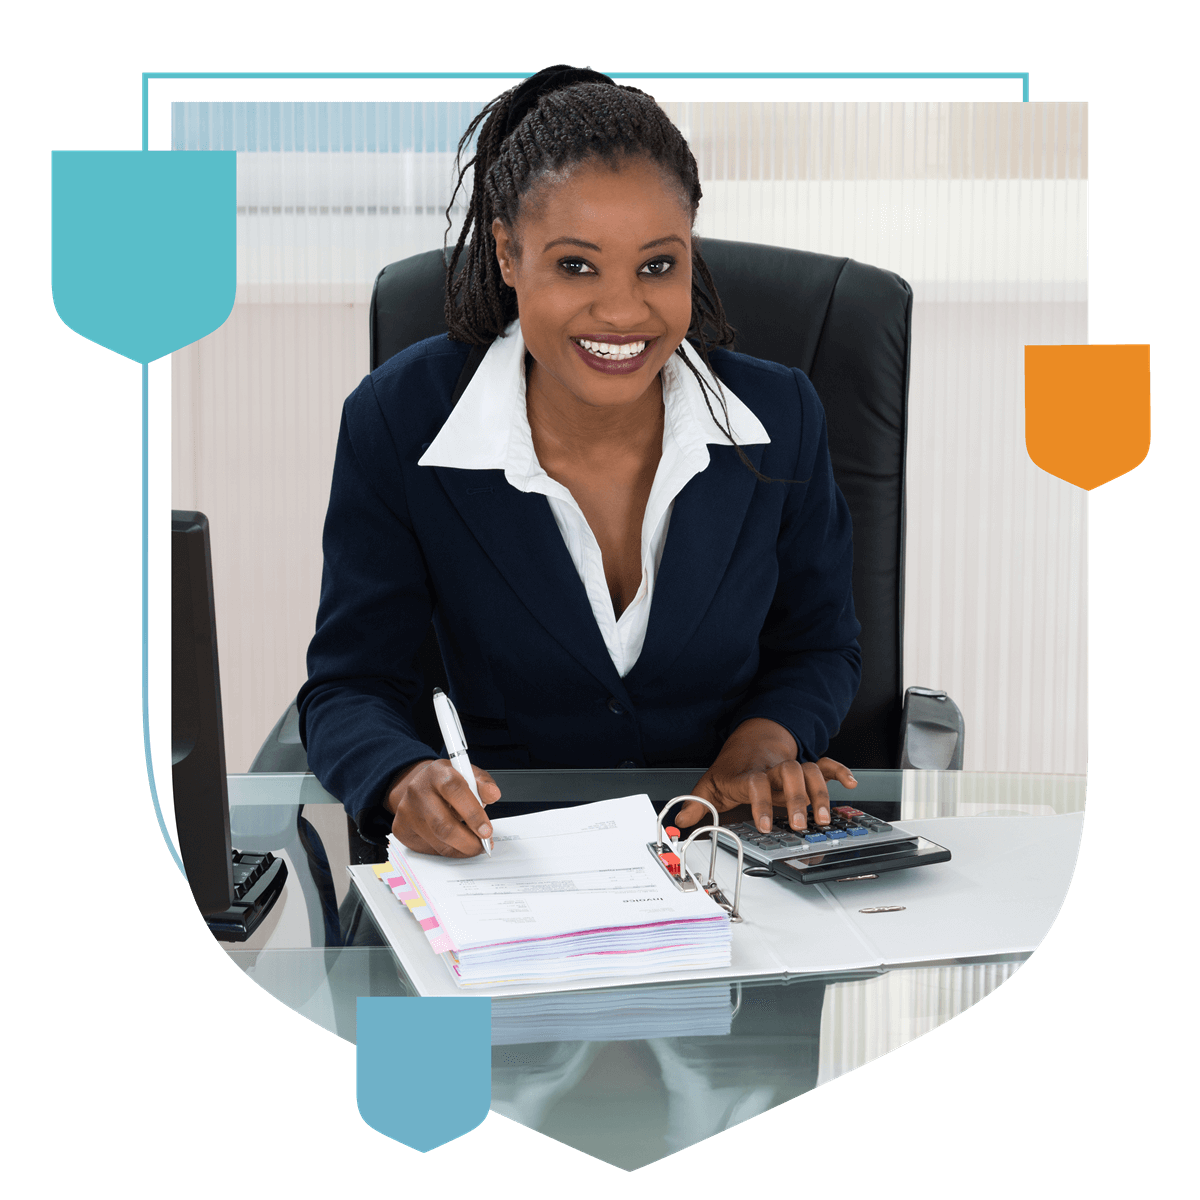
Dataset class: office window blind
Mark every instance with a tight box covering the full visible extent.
[172,101,1086,776]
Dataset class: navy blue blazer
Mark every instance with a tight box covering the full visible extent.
[298,334,862,835]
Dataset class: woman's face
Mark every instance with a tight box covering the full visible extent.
[492,155,694,410]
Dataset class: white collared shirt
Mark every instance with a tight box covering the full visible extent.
[418,321,770,677]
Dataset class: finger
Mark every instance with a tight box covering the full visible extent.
[424,806,489,854]
[437,764,494,834]
[677,799,724,828]
[424,763,494,859]
[676,776,718,828]
[745,771,774,834]
[818,757,858,789]
[803,761,832,825]
[415,801,476,856]
[473,765,502,804]
[772,759,810,831]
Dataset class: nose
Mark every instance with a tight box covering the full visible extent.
[589,271,652,329]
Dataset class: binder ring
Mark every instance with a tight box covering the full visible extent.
[657,792,739,921]
[659,795,720,839]
[679,824,744,923]
[660,795,722,881]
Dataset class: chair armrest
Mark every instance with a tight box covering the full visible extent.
[248,700,310,773]
[899,686,964,770]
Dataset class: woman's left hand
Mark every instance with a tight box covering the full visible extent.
[675,717,857,834]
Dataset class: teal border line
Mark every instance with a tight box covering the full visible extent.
[143,72,1031,78]
[143,362,183,873]
[137,67,1028,866]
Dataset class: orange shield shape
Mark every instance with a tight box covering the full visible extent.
[1025,345,1150,490]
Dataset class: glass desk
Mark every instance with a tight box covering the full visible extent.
[224,769,1083,1169]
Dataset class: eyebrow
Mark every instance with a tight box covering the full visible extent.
[542,234,689,253]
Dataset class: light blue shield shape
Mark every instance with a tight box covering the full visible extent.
[356,996,492,1152]
[51,150,236,363]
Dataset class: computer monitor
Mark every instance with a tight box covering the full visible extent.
[172,510,285,939]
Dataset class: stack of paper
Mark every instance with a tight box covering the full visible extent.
[379,794,731,989]
[490,982,735,1045]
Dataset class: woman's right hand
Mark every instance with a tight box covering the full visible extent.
[383,759,501,857]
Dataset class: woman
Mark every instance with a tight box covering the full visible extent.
[298,66,862,858]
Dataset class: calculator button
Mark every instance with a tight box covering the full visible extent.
[804,833,828,843]
[825,830,849,840]
[848,827,868,836]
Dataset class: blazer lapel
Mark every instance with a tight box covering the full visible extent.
[432,466,627,697]
[626,443,766,688]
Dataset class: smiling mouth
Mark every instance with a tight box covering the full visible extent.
[572,337,652,362]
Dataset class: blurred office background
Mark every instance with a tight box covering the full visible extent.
[171,100,1087,777]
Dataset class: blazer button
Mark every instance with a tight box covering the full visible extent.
[618,760,637,769]
[607,697,625,715]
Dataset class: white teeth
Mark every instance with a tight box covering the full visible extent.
[577,338,647,360]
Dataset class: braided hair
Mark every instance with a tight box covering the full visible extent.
[444,65,761,471]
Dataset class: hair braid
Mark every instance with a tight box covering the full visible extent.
[445,69,769,478]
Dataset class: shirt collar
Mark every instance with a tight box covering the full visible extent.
[418,321,769,477]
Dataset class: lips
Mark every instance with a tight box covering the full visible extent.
[575,337,647,360]
[570,335,658,375]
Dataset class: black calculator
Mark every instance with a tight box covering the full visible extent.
[717,805,951,885]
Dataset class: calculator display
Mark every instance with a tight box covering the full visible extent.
[774,836,951,884]
[784,838,919,868]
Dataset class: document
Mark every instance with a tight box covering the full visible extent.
[385,794,731,988]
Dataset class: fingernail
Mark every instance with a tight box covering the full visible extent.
[480,824,492,838]
[758,818,771,833]
[791,815,803,830]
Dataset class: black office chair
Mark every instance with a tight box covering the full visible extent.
[252,237,963,778]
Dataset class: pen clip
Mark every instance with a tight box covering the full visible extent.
[432,686,468,749]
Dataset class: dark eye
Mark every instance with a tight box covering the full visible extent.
[559,257,596,275]
[640,256,676,277]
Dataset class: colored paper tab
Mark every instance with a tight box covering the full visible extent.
[356,997,491,1152]
[1025,344,1150,490]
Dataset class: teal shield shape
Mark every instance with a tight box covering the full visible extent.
[51,151,236,363]
[356,997,492,1152]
